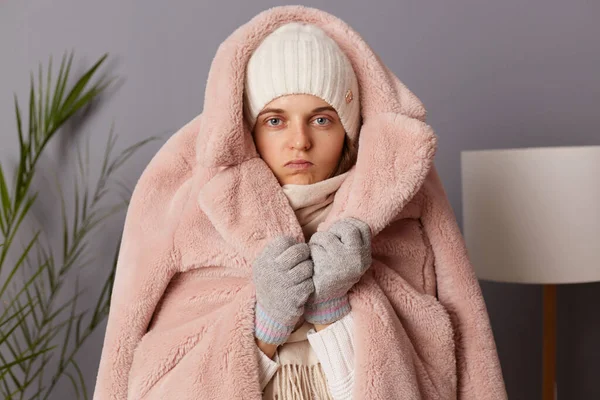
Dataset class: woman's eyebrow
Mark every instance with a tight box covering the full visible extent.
[312,106,336,113]
[257,108,285,117]
[257,106,336,118]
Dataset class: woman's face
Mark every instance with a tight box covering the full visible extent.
[251,94,346,186]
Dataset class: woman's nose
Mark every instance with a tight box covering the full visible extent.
[289,124,311,150]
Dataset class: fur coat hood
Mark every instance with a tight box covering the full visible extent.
[93,5,507,399]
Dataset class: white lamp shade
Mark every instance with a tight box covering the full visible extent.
[461,146,600,284]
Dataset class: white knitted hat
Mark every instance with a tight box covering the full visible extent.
[244,22,361,141]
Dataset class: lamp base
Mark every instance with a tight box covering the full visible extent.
[542,284,557,400]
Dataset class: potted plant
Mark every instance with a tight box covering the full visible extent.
[0,51,156,399]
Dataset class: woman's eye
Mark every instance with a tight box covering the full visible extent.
[266,117,282,126]
[314,117,331,126]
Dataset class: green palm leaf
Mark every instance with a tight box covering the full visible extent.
[0,51,158,399]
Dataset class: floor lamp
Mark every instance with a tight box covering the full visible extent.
[461,145,600,400]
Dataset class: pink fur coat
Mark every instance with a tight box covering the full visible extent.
[93,5,507,400]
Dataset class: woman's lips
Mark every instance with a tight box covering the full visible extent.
[285,161,313,170]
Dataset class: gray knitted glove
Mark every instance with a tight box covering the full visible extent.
[253,236,315,345]
[305,217,372,325]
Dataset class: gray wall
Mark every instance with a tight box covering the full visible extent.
[1,1,598,399]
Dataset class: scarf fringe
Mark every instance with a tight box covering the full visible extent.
[270,363,333,400]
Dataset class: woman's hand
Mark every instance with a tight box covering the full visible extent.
[253,236,315,346]
[304,217,372,325]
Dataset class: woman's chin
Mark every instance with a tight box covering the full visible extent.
[280,173,321,186]
[283,178,312,186]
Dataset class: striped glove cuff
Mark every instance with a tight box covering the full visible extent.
[254,302,296,345]
[304,294,351,325]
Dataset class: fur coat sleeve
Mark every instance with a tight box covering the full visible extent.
[93,5,507,400]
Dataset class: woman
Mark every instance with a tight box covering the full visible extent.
[245,22,367,399]
[93,5,507,400]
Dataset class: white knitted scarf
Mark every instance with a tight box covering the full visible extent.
[281,171,350,242]
[262,171,350,400]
